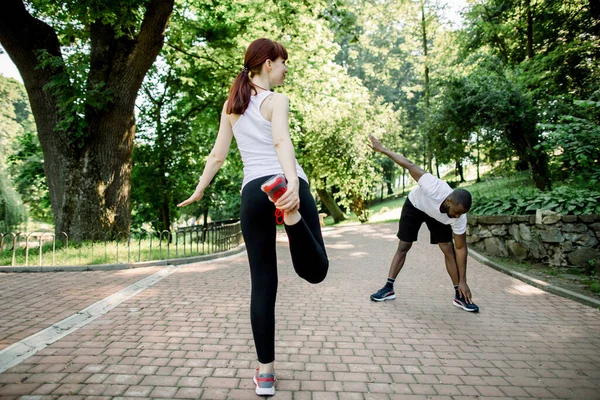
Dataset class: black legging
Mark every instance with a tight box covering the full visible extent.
[240,177,329,363]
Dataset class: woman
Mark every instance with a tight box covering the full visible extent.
[178,38,329,396]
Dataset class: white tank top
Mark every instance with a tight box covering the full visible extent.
[232,90,308,189]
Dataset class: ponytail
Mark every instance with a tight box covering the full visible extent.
[226,38,288,115]
[226,68,253,115]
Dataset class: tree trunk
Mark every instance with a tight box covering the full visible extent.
[0,0,174,240]
[507,121,551,190]
[386,181,393,196]
[316,188,346,223]
[591,0,600,35]
[476,132,481,182]
[402,169,406,194]
[456,161,465,182]
[420,0,433,173]
[525,0,534,59]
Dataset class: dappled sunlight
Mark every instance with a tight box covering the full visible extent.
[506,282,546,296]
[327,243,355,250]
[369,207,402,223]
[349,252,369,257]
[114,266,162,277]
[175,263,230,275]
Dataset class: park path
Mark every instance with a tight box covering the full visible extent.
[0,222,599,399]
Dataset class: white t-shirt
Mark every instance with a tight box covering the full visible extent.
[232,91,308,189]
[407,173,467,235]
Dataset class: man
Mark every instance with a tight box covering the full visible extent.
[368,135,479,312]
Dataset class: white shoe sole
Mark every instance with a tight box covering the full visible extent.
[453,299,479,312]
[254,375,275,396]
[371,294,396,302]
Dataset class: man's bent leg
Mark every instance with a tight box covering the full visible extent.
[389,240,413,279]
[371,241,413,301]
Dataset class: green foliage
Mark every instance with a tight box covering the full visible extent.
[463,0,598,99]
[0,76,51,223]
[0,173,27,232]
[537,100,600,184]
[470,186,600,216]
[131,0,249,230]
[590,280,600,295]
[30,0,148,40]
[136,0,396,226]
[8,131,52,222]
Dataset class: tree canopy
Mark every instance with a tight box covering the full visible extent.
[1,0,598,233]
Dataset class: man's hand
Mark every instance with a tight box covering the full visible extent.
[368,135,386,153]
[457,281,473,304]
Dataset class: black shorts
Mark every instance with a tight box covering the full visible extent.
[397,198,453,244]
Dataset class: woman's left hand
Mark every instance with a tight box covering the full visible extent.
[274,180,300,213]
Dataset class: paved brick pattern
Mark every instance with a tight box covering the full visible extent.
[0,267,162,350]
[1,222,599,399]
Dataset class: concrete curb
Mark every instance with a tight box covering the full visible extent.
[0,244,246,273]
[469,249,600,309]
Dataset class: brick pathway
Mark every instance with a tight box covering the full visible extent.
[0,222,599,399]
[0,267,163,350]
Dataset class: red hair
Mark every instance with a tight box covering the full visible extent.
[226,38,288,115]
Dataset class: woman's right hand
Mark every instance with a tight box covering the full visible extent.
[177,185,204,207]
[274,179,300,213]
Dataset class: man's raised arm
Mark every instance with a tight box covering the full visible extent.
[368,135,427,182]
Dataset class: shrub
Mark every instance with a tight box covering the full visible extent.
[470,186,600,215]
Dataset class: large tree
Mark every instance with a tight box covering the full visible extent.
[0,0,174,239]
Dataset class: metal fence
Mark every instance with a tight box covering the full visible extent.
[0,219,243,267]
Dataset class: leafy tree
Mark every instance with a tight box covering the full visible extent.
[463,0,599,104]
[432,57,551,190]
[0,0,174,240]
[151,0,395,224]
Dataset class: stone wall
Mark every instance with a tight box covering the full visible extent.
[467,210,600,271]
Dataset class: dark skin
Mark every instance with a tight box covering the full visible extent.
[368,135,474,303]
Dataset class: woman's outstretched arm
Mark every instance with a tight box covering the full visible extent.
[178,102,233,207]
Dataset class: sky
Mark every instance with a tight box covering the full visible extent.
[0,49,23,83]
[0,0,468,84]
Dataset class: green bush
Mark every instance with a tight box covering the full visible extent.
[0,173,27,232]
[471,186,600,215]
[538,99,600,184]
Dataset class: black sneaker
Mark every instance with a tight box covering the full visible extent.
[370,286,396,302]
[453,294,479,312]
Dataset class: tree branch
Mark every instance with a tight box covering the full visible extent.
[0,0,65,86]
[166,43,233,71]
[124,0,175,97]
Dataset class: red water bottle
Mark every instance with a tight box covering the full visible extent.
[261,174,287,224]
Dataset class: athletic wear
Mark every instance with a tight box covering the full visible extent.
[370,286,396,302]
[254,369,276,396]
[397,198,453,244]
[241,177,328,364]
[233,90,328,365]
[232,91,308,189]
[453,292,480,312]
[386,277,395,288]
[407,173,467,235]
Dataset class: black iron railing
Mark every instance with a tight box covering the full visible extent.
[0,219,242,267]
